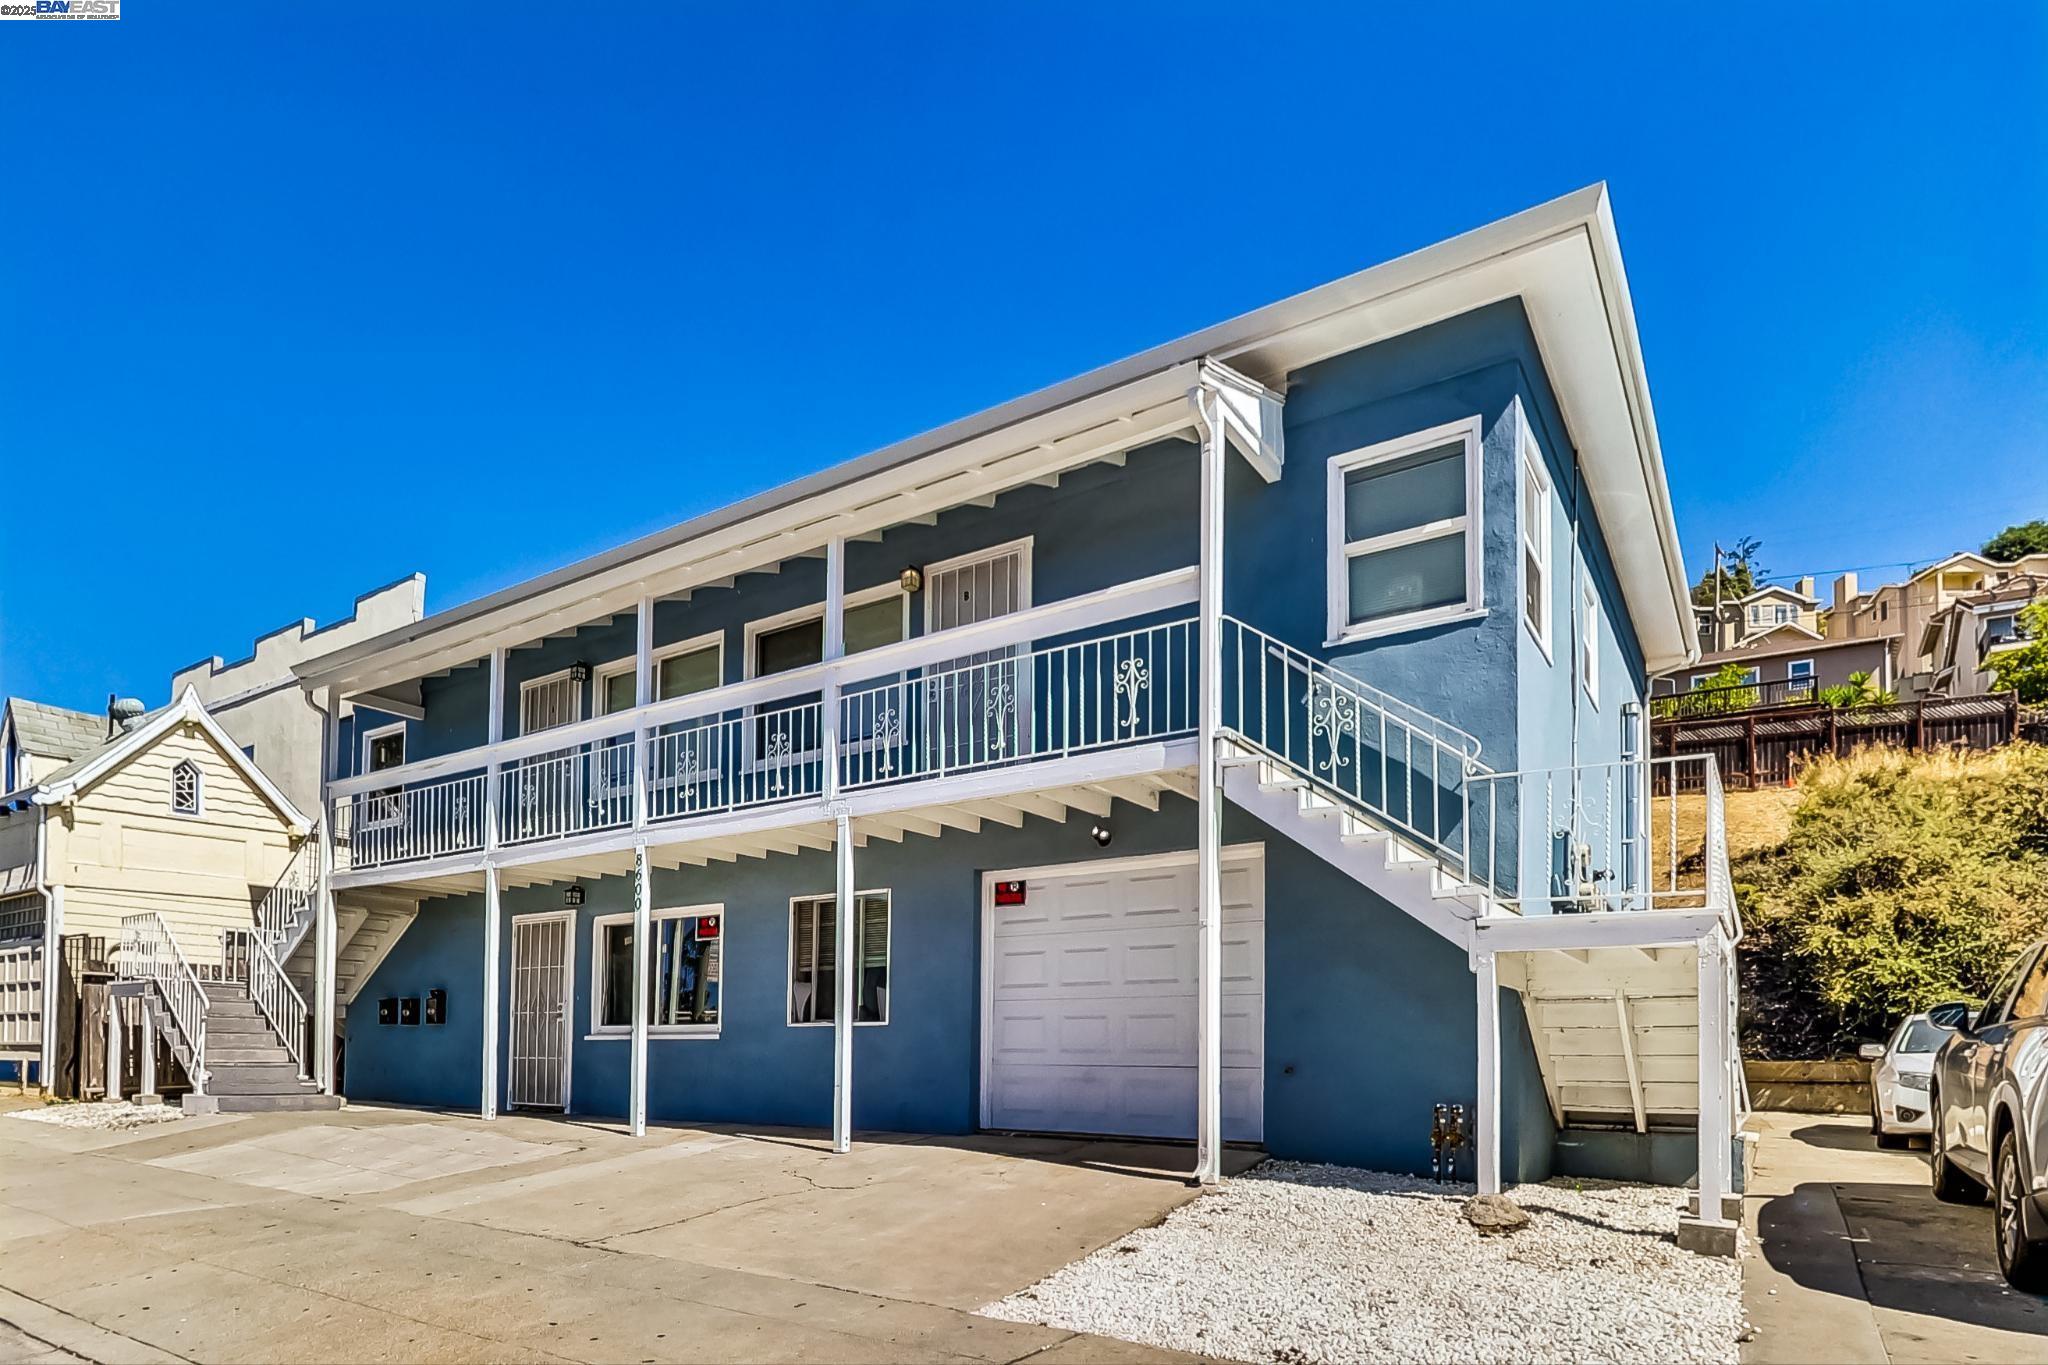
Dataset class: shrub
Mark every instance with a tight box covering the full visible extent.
[1736,743,2048,1058]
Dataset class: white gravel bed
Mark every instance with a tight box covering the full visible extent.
[984,1161,1742,1365]
[9,1101,185,1132]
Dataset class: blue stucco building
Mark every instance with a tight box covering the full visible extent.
[284,186,1743,1240]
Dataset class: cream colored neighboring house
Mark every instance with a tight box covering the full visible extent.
[0,689,310,1089]
[1828,552,2048,688]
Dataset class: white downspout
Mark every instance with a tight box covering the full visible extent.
[1191,382,1225,1186]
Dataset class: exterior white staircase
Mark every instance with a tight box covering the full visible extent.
[256,830,421,1044]
[1214,617,1739,1139]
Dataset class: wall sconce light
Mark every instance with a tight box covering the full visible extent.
[564,885,585,907]
[569,662,591,684]
[1090,821,1113,848]
[899,566,924,594]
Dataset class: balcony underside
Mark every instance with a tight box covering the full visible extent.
[332,738,1200,896]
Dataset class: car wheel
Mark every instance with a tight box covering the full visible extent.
[1931,1095,1985,1204]
[1996,1134,2048,1291]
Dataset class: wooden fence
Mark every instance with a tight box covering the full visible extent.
[1653,691,2023,788]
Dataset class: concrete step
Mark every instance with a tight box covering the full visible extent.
[204,1016,278,1039]
[204,1004,264,1023]
[209,1045,294,1065]
[205,1064,315,1095]
[184,1092,342,1115]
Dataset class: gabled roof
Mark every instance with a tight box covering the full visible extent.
[3,698,108,765]
[22,688,311,834]
[1734,584,1818,607]
[300,183,1699,687]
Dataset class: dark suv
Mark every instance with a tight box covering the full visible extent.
[1929,940,2048,1290]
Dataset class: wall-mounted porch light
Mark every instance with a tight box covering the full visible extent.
[569,662,591,684]
[564,885,585,907]
[899,566,924,594]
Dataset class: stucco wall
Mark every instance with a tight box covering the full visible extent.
[345,794,1553,1181]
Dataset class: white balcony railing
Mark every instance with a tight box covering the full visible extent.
[119,910,210,1090]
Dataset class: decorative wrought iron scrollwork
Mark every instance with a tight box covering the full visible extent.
[985,680,1015,759]
[1114,657,1150,732]
[874,705,900,777]
[1308,676,1361,772]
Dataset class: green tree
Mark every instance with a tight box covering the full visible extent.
[1992,601,2048,703]
[1690,535,1765,608]
[1984,521,2048,561]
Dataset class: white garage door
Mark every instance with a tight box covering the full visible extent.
[982,849,1264,1142]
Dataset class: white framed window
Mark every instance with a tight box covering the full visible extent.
[1580,580,1600,704]
[1774,604,1794,625]
[1325,415,1484,644]
[788,890,890,1026]
[595,632,726,718]
[1519,436,1552,659]
[1787,659,1815,682]
[743,584,908,681]
[588,904,723,1038]
[170,759,201,816]
[360,722,408,829]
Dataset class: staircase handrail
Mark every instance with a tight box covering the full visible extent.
[118,911,210,1089]
[245,925,310,1077]
[1219,616,1492,888]
[256,830,321,956]
[1221,616,1483,759]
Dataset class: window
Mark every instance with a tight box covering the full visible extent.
[170,759,201,815]
[1979,949,2039,1028]
[1988,613,2019,644]
[746,587,907,680]
[1897,1018,1952,1053]
[1579,581,1600,702]
[595,635,725,717]
[1787,660,1815,694]
[590,906,722,1036]
[1774,604,1794,625]
[1520,448,1552,656]
[2011,950,2048,1023]
[1325,416,1482,642]
[788,891,889,1025]
[361,722,407,828]
[519,670,583,735]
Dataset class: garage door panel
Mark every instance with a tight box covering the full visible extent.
[991,1063,1263,1141]
[986,852,1265,1143]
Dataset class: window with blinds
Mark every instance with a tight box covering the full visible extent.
[788,891,889,1025]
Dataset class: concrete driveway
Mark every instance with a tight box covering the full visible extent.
[1742,1111,2048,1364]
[0,1103,1251,1363]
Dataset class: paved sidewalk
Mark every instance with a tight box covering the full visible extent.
[0,1104,1236,1363]
[1742,1111,2048,1364]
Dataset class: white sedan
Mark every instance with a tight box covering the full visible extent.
[1861,1013,1953,1146]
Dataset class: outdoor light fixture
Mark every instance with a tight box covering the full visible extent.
[564,885,585,907]
[899,565,923,593]
[1090,821,1112,848]
[569,662,591,684]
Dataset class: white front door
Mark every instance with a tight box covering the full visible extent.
[925,541,1031,770]
[981,849,1265,1142]
[508,913,571,1110]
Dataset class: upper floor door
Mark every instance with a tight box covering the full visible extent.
[924,540,1032,770]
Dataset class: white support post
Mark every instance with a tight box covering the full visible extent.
[630,844,651,1138]
[315,687,341,1095]
[104,995,122,1104]
[1474,952,1501,1195]
[634,595,653,830]
[480,865,501,1121]
[822,538,846,800]
[485,647,506,853]
[38,879,60,1094]
[1194,384,1225,1186]
[831,808,854,1154]
[138,1002,157,1101]
[1695,936,1731,1222]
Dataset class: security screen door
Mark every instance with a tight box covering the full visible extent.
[508,914,570,1109]
[926,545,1029,771]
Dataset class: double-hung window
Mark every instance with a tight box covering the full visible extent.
[591,905,722,1037]
[1520,445,1552,657]
[1326,416,1483,643]
[788,890,889,1025]
[1787,659,1816,694]
[595,634,725,798]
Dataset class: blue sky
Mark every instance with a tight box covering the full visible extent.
[3,4,2043,714]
